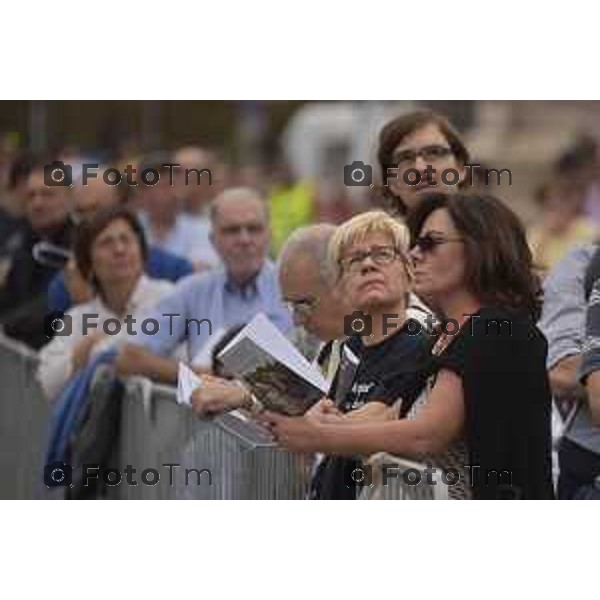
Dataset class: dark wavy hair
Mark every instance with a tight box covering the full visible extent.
[377,109,470,216]
[74,205,148,295]
[406,193,543,320]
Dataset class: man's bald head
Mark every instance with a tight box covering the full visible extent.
[278,224,347,341]
[278,224,337,284]
[209,187,268,224]
[209,187,270,285]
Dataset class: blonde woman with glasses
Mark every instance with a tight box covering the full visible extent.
[274,210,432,500]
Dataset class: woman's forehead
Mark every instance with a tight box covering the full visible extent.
[393,123,447,154]
[345,231,395,250]
[421,208,456,233]
[95,218,134,241]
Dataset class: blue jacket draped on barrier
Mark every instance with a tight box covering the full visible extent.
[45,349,117,468]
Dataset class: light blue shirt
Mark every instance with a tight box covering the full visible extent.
[138,212,220,266]
[131,260,293,360]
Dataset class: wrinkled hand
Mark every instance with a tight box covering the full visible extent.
[64,259,94,304]
[192,364,213,377]
[191,376,248,417]
[72,331,107,372]
[257,411,326,453]
[305,397,343,424]
[192,260,213,273]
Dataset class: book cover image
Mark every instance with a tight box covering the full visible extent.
[219,337,323,416]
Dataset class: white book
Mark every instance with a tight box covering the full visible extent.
[217,313,329,416]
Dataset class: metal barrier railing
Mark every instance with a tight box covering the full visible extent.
[117,379,310,499]
[358,453,449,500]
[0,334,444,500]
[0,334,309,500]
[0,334,50,499]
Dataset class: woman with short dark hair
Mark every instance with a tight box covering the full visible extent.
[73,205,149,291]
[262,193,554,499]
[37,205,174,400]
[406,193,542,320]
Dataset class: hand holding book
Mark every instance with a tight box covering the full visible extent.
[217,313,329,416]
[190,376,251,417]
[305,397,344,424]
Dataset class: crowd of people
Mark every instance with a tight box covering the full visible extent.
[2,107,600,500]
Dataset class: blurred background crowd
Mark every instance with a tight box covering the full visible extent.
[3,100,600,267]
[2,100,600,499]
[2,100,600,352]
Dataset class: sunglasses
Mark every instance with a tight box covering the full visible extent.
[411,233,464,253]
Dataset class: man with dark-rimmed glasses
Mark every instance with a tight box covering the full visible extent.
[376,109,470,216]
[189,224,349,417]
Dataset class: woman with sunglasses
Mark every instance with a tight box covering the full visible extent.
[261,193,554,499]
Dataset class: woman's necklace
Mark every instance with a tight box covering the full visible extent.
[431,314,472,356]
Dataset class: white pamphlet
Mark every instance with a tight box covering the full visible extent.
[177,362,203,406]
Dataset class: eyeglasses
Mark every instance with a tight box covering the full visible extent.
[220,223,265,236]
[392,145,454,168]
[285,297,319,317]
[411,233,464,253]
[339,245,402,273]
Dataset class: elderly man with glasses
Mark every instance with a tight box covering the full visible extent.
[116,187,292,384]
[190,223,349,416]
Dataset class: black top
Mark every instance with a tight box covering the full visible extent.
[311,320,431,500]
[0,220,74,349]
[431,306,554,499]
[0,209,26,257]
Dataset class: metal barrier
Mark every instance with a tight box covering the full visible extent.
[116,379,310,499]
[358,453,449,500]
[0,334,51,499]
[0,334,444,500]
[0,334,309,500]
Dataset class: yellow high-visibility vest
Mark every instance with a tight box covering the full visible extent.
[268,180,315,256]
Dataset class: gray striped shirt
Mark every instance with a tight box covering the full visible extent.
[539,243,600,453]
